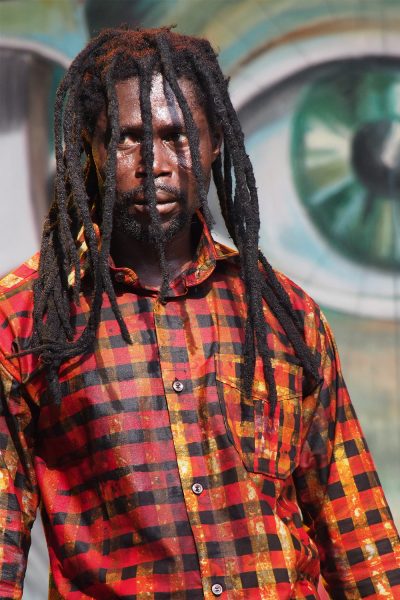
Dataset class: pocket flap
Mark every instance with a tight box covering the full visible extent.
[215,354,302,400]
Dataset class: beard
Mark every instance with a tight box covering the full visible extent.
[112,183,192,244]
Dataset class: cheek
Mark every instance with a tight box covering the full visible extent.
[170,146,192,173]
[115,151,140,186]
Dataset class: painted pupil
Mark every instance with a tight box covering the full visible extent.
[352,120,400,198]
[291,62,400,271]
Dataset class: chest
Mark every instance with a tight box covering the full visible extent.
[33,280,303,483]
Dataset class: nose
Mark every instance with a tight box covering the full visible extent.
[135,139,172,179]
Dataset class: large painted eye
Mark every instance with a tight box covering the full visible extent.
[212,48,400,323]
[292,61,400,272]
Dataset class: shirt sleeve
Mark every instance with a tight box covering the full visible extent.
[0,360,38,599]
[294,311,400,598]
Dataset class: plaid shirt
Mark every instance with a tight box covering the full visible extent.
[0,216,399,599]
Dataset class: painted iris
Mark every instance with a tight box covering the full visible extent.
[292,61,400,271]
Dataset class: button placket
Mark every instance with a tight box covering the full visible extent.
[155,304,228,599]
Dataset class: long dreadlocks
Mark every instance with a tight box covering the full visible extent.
[28,27,320,409]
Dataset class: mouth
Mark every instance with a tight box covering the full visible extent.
[130,193,179,215]
[117,185,186,220]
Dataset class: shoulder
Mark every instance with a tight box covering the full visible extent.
[0,254,39,379]
[272,269,338,373]
[214,240,318,313]
[212,241,333,354]
[254,259,333,362]
[0,253,39,296]
[273,269,320,316]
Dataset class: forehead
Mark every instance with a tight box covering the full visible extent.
[115,73,205,124]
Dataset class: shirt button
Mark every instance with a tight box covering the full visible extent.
[211,583,223,596]
[191,482,203,495]
[172,379,184,393]
[114,272,125,283]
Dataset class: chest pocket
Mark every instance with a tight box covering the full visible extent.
[215,354,303,479]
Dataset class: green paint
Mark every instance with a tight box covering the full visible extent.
[0,0,88,58]
[291,61,400,270]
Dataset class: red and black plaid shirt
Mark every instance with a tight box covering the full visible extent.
[0,215,400,599]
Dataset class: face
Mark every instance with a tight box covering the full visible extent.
[90,73,221,242]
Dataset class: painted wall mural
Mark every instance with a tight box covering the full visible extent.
[0,1,399,597]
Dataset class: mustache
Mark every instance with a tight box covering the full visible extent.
[117,183,186,205]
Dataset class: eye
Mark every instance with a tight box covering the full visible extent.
[292,64,400,272]
[164,130,188,144]
[117,131,142,148]
[212,49,400,322]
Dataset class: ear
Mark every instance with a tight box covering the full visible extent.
[211,125,223,162]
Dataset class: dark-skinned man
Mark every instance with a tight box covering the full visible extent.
[0,27,399,600]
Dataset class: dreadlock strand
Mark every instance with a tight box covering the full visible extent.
[59,95,83,302]
[56,30,125,302]
[136,56,170,302]
[56,76,100,344]
[32,249,59,345]
[55,74,83,252]
[189,49,319,397]
[63,93,97,299]
[156,34,213,228]
[187,51,281,411]
[188,53,260,290]
[257,250,305,333]
[211,153,236,243]
[97,56,132,343]
[188,55,256,260]
[260,279,320,380]
[196,55,263,255]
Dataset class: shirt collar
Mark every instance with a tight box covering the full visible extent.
[70,210,238,297]
[180,210,238,290]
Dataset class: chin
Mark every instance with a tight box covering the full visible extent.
[113,209,191,243]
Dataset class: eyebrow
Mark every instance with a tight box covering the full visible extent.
[119,122,187,134]
[118,125,144,134]
[118,109,186,130]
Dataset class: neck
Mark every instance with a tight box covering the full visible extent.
[110,224,196,288]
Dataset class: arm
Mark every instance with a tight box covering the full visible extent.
[294,312,400,598]
[0,361,38,599]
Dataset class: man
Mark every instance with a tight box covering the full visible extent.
[0,27,399,599]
